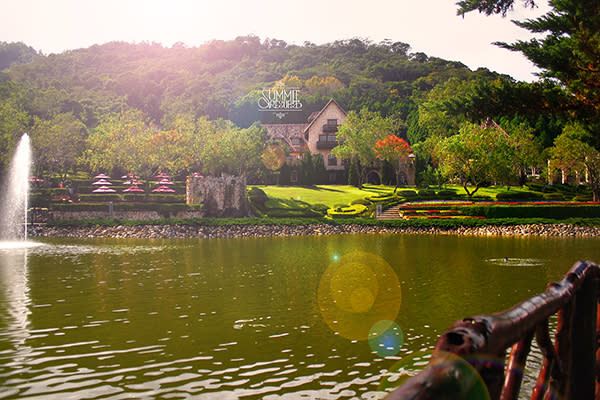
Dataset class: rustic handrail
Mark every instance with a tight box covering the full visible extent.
[385,260,600,400]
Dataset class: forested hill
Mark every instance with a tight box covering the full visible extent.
[1,36,506,129]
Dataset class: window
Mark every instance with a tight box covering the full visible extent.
[328,154,337,166]
[290,170,298,183]
[319,134,328,142]
[327,135,337,142]
[327,119,337,126]
[291,137,301,146]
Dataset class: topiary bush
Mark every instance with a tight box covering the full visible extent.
[417,189,436,199]
[496,191,544,201]
[327,204,368,218]
[396,190,418,198]
[436,189,457,199]
[543,192,567,201]
[247,187,268,211]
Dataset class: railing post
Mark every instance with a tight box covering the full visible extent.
[501,330,533,400]
[566,275,598,399]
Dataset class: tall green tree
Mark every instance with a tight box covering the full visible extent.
[496,0,600,123]
[30,113,87,180]
[549,123,600,201]
[332,108,393,188]
[82,109,158,180]
[434,122,513,196]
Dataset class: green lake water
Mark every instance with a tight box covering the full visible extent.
[0,233,598,399]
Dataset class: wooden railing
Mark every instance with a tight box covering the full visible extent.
[385,260,599,400]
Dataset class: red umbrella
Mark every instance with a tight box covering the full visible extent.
[156,178,174,185]
[155,172,171,179]
[152,185,176,193]
[123,185,145,193]
[123,179,143,185]
[92,185,116,193]
[94,173,111,179]
[92,179,112,185]
[121,174,139,179]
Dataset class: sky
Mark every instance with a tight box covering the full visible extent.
[1,0,551,82]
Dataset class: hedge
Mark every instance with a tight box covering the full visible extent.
[50,202,199,213]
[327,204,368,218]
[78,194,185,203]
[496,191,544,201]
[456,205,600,219]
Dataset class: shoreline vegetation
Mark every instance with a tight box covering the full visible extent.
[30,218,600,239]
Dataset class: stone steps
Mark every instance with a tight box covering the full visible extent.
[376,205,402,220]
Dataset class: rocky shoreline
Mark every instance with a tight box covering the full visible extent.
[28,223,600,239]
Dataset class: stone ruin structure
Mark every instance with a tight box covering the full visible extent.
[186,175,249,217]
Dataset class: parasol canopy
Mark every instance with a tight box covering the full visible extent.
[123,185,145,193]
[152,185,176,193]
[92,185,116,193]
[92,179,112,185]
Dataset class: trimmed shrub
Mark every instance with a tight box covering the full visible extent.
[457,205,600,219]
[496,191,544,201]
[574,194,593,202]
[543,192,567,201]
[397,190,418,198]
[436,189,457,198]
[327,204,368,218]
[417,189,436,198]
[247,187,268,211]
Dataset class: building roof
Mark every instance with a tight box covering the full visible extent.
[302,98,347,135]
[264,123,308,140]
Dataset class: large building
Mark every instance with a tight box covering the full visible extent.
[265,99,415,185]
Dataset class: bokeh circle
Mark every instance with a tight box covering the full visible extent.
[261,144,286,171]
[318,251,401,341]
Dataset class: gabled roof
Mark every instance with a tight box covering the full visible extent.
[303,98,347,134]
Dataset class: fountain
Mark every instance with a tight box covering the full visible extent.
[0,133,32,242]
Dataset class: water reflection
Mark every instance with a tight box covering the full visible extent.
[0,244,33,372]
[0,235,596,399]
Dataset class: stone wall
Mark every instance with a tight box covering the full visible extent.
[186,175,249,217]
[49,209,205,221]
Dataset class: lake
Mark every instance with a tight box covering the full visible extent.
[1,234,598,399]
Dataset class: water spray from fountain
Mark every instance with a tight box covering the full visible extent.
[0,133,32,241]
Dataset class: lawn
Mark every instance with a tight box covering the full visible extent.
[254,184,541,207]
[251,184,394,207]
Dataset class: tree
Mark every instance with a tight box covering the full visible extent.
[332,108,393,188]
[500,118,543,186]
[82,109,158,180]
[220,123,268,177]
[374,135,412,192]
[434,122,513,196]
[457,0,537,16]
[30,112,87,180]
[496,0,600,123]
[549,124,600,201]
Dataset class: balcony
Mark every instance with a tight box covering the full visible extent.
[322,124,338,133]
[316,140,338,150]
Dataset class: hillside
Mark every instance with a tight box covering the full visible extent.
[2,37,504,128]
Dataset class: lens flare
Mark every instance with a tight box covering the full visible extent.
[368,320,404,357]
[318,251,401,341]
[261,144,286,171]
